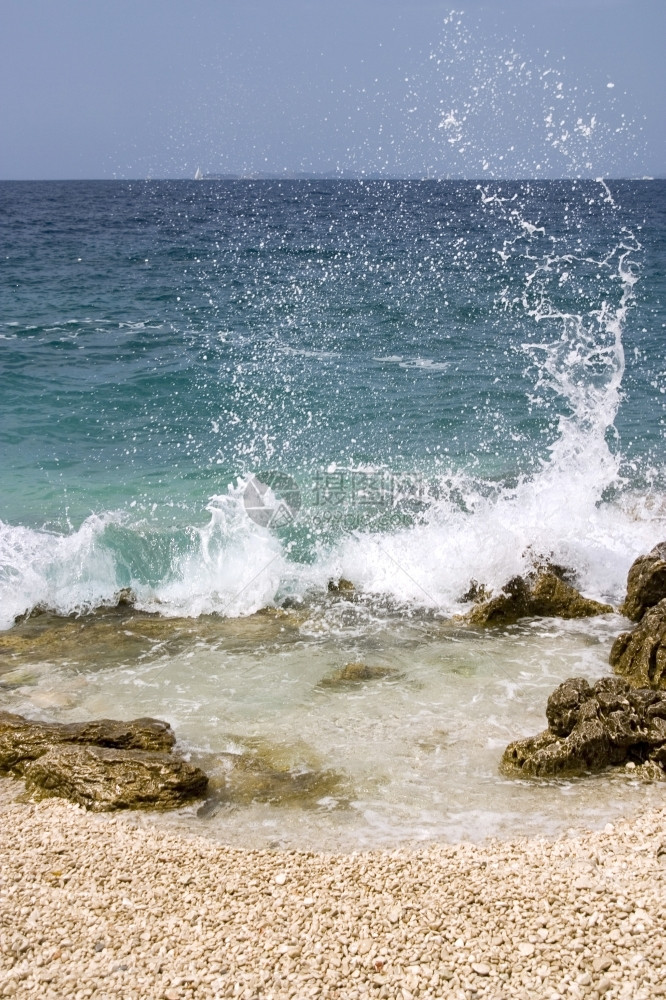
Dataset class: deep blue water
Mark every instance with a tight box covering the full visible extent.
[0,179,664,625]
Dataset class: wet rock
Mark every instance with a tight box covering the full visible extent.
[546,676,594,736]
[502,676,666,778]
[0,712,206,811]
[466,571,612,627]
[460,580,491,604]
[112,587,136,608]
[23,745,208,811]
[610,598,666,689]
[0,605,305,670]
[0,667,40,691]
[201,737,348,809]
[318,661,401,688]
[0,712,175,775]
[328,578,355,594]
[621,542,666,622]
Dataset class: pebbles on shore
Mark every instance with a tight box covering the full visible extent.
[1,783,665,999]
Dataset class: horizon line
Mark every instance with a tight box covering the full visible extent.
[1,174,663,183]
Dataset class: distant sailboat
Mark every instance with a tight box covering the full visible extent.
[194,166,203,180]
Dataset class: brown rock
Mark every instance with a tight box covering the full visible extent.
[201,737,348,810]
[621,542,666,622]
[467,571,612,627]
[502,676,666,778]
[318,662,401,688]
[610,599,666,689]
[0,712,175,775]
[545,677,593,736]
[23,745,208,811]
[0,712,206,812]
[328,578,355,593]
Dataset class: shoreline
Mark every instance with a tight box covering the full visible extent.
[1,784,665,999]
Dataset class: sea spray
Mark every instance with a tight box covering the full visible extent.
[0,181,662,626]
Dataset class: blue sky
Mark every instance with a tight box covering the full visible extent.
[1,0,663,179]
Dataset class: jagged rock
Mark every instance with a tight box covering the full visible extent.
[610,598,666,689]
[23,745,207,811]
[460,580,491,604]
[319,662,401,688]
[621,542,666,622]
[328,578,355,594]
[113,587,136,608]
[0,711,175,775]
[502,676,666,778]
[466,571,612,627]
[0,712,206,811]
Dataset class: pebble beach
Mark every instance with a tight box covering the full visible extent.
[1,779,665,1000]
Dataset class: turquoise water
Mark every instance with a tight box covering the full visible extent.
[1,179,664,623]
[0,179,665,846]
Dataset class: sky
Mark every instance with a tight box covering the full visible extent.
[1,0,664,180]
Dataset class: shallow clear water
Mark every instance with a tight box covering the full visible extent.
[2,602,666,849]
[0,179,665,847]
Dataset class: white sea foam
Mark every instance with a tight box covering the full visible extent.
[136,490,285,618]
[0,471,662,630]
[0,513,124,630]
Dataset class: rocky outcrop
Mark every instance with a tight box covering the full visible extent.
[0,712,207,810]
[621,542,666,622]
[502,676,666,778]
[0,711,175,774]
[328,578,355,594]
[610,599,666,690]
[466,571,612,627]
[23,745,207,812]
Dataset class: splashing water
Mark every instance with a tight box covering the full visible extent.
[0,18,665,848]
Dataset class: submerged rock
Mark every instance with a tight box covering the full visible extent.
[318,661,401,688]
[24,745,207,811]
[0,711,206,810]
[502,676,666,778]
[610,599,666,690]
[621,542,666,622]
[466,571,612,627]
[202,737,349,810]
[327,578,355,594]
[0,605,305,670]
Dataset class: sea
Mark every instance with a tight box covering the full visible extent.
[0,178,665,849]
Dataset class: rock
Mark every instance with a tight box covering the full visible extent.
[0,711,175,775]
[621,542,666,621]
[502,676,666,778]
[113,587,136,608]
[460,580,491,603]
[466,571,612,627]
[328,578,355,593]
[610,599,666,689]
[546,677,594,736]
[201,737,349,809]
[518,942,535,957]
[23,745,208,811]
[0,606,305,671]
[318,662,401,688]
[0,711,206,811]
